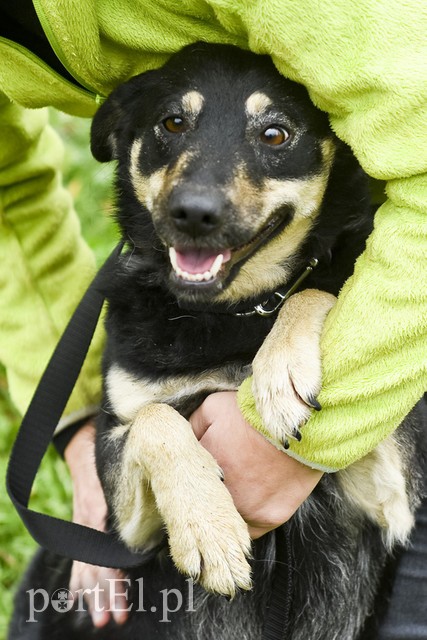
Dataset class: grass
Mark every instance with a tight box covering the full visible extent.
[0,110,117,638]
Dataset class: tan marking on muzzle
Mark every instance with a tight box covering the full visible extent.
[217,217,312,302]
[261,138,337,220]
[129,138,194,213]
[217,139,337,301]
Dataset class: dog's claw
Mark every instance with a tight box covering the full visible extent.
[293,428,302,442]
[306,396,322,411]
[282,430,301,450]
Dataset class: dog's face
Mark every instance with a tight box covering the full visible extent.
[92,43,336,304]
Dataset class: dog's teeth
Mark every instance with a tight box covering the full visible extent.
[169,247,179,271]
[168,247,224,283]
[179,270,205,282]
[210,254,224,277]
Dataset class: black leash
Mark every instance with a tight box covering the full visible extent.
[6,242,292,637]
[6,242,146,568]
[262,526,294,640]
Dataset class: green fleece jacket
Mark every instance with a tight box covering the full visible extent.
[0,0,426,469]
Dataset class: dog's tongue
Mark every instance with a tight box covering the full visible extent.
[175,248,231,274]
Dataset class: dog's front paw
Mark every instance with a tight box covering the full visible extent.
[155,448,252,597]
[252,290,336,448]
[252,344,318,448]
[167,484,252,597]
[123,403,252,597]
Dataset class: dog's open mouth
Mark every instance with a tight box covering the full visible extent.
[169,247,232,283]
[167,211,288,291]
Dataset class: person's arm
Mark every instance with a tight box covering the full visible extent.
[213,0,427,471]
[0,93,124,625]
[65,423,129,627]
[0,92,103,425]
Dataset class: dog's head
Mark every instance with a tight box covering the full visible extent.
[92,43,341,305]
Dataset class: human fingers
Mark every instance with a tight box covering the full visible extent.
[69,562,130,627]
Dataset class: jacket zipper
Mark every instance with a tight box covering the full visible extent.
[31,0,102,98]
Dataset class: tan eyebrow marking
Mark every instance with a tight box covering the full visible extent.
[181,90,204,117]
[245,91,273,117]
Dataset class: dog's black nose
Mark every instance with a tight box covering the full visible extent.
[169,190,223,237]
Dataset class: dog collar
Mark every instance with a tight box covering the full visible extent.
[233,257,318,317]
[176,257,319,318]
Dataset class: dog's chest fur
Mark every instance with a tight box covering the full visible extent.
[101,275,275,419]
[105,277,276,374]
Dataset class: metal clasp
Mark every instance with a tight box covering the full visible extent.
[234,258,319,318]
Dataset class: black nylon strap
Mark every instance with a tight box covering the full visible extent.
[262,526,293,640]
[6,243,146,568]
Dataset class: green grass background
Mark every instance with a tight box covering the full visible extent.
[0,110,117,638]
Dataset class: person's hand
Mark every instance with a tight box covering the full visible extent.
[64,422,129,628]
[190,392,323,539]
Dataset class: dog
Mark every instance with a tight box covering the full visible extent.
[9,42,427,640]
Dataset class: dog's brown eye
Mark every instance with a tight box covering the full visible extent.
[260,126,290,146]
[163,116,186,133]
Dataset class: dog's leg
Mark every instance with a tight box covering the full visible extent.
[103,422,164,549]
[252,289,336,445]
[338,435,414,547]
[111,404,252,597]
[251,290,415,546]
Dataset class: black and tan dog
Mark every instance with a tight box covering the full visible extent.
[10,43,427,640]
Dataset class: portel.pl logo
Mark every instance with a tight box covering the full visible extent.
[26,578,196,623]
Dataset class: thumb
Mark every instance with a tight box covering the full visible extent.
[188,400,212,441]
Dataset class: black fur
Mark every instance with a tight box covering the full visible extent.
[9,43,427,640]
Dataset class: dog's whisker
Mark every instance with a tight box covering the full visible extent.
[125,246,136,267]
[168,314,197,321]
[152,245,165,254]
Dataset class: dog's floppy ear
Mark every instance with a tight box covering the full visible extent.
[91,68,164,163]
[91,90,125,163]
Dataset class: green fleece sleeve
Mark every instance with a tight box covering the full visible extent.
[238,175,427,471]
[226,0,427,471]
[0,92,104,428]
